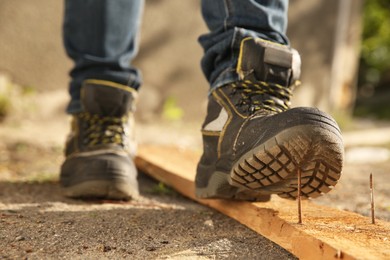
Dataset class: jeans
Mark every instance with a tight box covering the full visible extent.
[63,0,289,113]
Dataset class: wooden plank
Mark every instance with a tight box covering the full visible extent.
[135,145,390,260]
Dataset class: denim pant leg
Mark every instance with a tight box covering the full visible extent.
[199,0,289,91]
[63,0,144,114]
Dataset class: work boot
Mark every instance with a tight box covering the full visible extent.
[60,79,139,200]
[196,38,344,201]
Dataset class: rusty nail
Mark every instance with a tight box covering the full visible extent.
[370,173,375,224]
[297,168,302,224]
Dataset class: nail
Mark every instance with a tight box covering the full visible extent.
[298,168,302,224]
[370,173,375,224]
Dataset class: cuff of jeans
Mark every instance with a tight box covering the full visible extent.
[209,67,239,94]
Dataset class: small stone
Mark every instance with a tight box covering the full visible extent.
[204,219,214,228]
[15,236,25,241]
[101,245,111,252]
[146,246,157,251]
[345,226,355,231]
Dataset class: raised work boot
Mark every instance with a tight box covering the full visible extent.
[196,38,344,201]
[60,79,139,199]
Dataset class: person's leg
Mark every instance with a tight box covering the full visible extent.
[199,0,289,90]
[61,0,144,200]
[196,0,344,201]
[63,0,144,113]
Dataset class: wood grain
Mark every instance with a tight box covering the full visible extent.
[135,145,390,260]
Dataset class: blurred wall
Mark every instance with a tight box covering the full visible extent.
[0,0,71,91]
[0,0,362,122]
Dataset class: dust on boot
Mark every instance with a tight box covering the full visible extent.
[61,79,139,200]
[196,37,344,201]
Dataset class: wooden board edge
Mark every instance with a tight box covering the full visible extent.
[135,145,390,260]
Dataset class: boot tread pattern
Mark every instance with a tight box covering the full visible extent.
[231,127,343,200]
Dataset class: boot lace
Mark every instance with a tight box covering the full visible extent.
[79,112,128,147]
[230,80,299,114]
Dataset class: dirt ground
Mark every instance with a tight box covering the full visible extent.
[0,142,296,259]
[0,88,389,259]
[0,88,299,259]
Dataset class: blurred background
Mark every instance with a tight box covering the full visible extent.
[1,0,389,125]
[0,0,389,219]
[1,0,389,122]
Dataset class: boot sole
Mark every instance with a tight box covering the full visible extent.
[229,124,343,199]
[195,170,271,202]
[61,151,139,200]
[63,180,139,200]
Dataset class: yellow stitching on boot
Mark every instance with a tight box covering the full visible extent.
[83,79,138,97]
[212,91,233,159]
[201,130,221,136]
[218,88,247,119]
[236,37,253,80]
